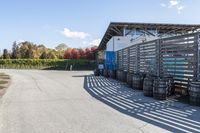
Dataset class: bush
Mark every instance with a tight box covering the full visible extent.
[0,59,95,70]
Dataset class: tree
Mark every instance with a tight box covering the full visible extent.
[91,46,97,52]
[40,51,47,59]
[71,48,80,59]
[78,49,86,59]
[55,43,68,51]
[64,48,72,59]
[46,50,57,59]
[3,49,10,59]
[12,41,21,59]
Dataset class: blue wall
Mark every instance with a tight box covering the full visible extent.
[104,51,116,70]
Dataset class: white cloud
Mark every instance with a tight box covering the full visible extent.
[89,39,101,46]
[62,28,89,39]
[169,0,179,7]
[160,0,185,14]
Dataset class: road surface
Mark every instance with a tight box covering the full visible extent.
[0,70,199,133]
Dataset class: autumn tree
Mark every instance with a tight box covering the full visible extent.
[71,48,80,59]
[64,48,72,59]
[40,51,47,59]
[78,49,86,59]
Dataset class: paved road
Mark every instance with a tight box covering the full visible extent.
[0,70,199,133]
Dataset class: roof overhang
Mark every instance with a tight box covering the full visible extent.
[98,22,200,50]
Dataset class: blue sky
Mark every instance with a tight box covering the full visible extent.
[0,0,200,51]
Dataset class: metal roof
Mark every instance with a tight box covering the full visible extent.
[98,22,200,50]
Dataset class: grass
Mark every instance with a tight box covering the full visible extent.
[0,75,10,79]
[0,80,8,84]
[0,86,4,89]
[0,73,5,76]
[0,73,10,91]
[0,73,10,79]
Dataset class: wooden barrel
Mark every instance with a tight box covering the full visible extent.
[116,70,127,82]
[94,69,100,76]
[132,74,144,90]
[103,69,109,78]
[108,70,116,79]
[143,76,156,97]
[99,69,103,76]
[153,78,168,100]
[163,76,174,96]
[116,70,121,80]
[127,73,133,87]
[189,81,200,106]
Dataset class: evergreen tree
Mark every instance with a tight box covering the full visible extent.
[3,49,10,59]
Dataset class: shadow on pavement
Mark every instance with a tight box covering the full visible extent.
[84,75,200,133]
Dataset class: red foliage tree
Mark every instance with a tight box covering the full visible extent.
[71,48,80,59]
[85,48,91,58]
[64,48,72,59]
[78,48,86,59]
[64,47,97,60]
[91,47,97,52]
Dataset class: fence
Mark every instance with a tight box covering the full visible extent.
[115,32,200,93]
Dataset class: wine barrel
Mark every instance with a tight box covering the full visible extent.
[132,74,144,90]
[143,76,156,97]
[103,69,109,78]
[153,78,169,100]
[189,81,200,106]
[108,70,116,79]
[116,70,127,82]
[127,73,133,87]
[94,69,100,76]
[163,76,174,96]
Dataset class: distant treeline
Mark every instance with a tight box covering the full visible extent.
[0,59,95,70]
[1,41,97,60]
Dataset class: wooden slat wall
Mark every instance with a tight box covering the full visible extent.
[138,41,158,76]
[122,48,129,71]
[160,33,199,93]
[129,44,137,73]
[115,32,200,93]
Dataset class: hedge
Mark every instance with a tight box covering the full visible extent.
[0,59,95,70]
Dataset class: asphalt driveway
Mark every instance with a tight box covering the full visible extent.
[0,70,199,133]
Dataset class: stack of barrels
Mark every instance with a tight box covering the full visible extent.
[189,80,200,106]
[132,73,145,90]
[98,67,176,101]
[116,70,127,82]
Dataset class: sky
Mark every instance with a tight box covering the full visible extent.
[0,0,200,51]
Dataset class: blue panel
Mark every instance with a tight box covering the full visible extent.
[104,51,116,70]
